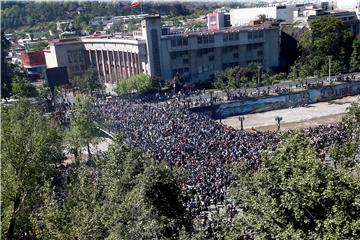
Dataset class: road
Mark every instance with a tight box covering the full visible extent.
[221,95,360,131]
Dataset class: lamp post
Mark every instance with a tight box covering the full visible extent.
[257,65,261,87]
[239,116,245,131]
[275,116,283,132]
[328,56,332,82]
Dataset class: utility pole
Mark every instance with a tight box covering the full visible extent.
[328,56,331,82]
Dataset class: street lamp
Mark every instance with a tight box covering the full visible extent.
[275,116,283,132]
[238,116,245,131]
[257,65,261,87]
[328,56,332,82]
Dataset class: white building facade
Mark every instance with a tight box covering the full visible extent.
[44,16,280,84]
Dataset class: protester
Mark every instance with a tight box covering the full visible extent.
[93,96,351,219]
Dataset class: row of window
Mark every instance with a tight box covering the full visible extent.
[172,67,189,75]
[170,51,188,58]
[197,48,214,56]
[67,51,84,64]
[246,42,263,51]
[248,30,264,40]
[69,64,85,72]
[198,64,214,73]
[222,45,239,53]
[223,62,238,69]
[223,32,240,42]
[197,35,215,44]
[171,37,188,47]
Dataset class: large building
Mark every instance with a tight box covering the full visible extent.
[44,15,280,84]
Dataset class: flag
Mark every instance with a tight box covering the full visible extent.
[131,0,141,7]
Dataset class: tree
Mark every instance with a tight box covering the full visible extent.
[1,31,13,99]
[33,136,187,239]
[71,67,104,93]
[350,39,360,71]
[291,17,353,78]
[114,74,152,96]
[229,133,360,239]
[65,94,97,162]
[1,100,64,239]
[11,76,39,98]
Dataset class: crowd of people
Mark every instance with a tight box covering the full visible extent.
[93,96,351,219]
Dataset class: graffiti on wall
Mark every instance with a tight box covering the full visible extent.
[207,82,360,118]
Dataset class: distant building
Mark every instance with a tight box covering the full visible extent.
[207,11,231,30]
[230,5,306,26]
[20,51,46,79]
[44,15,280,84]
[294,7,360,36]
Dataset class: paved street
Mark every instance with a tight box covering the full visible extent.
[221,94,360,131]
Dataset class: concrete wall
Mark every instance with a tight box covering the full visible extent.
[192,82,360,118]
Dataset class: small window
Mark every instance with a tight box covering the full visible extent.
[171,39,176,47]
[223,34,228,42]
[183,58,189,64]
[257,50,263,57]
[198,66,203,73]
[209,56,214,61]
[259,31,264,38]
[248,32,253,39]
[184,67,189,73]
[229,33,234,41]
[209,64,214,70]
[204,36,208,44]
[183,38,188,46]
[177,38,182,46]
[68,55,72,63]
[235,33,239,40]
[233,53,239,58]
[209,35,214,43]
[197,37,202,44]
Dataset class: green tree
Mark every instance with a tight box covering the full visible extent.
[71,67,104,94]
[350,39,360,71]
[1,100,64,239]
[291,17,353,78]
[115,74,152,96]
[65,94,97,162]
[229,133,360,239]
[1,31,13,99]
[34,136,186,239]
[11,76,39,98]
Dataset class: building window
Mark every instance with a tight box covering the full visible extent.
[233,53,239,58]
[248,32,253,40]
[203,36,209,44]
[197,36,202,44]
[184,67,189,73]
[259,31,264,38]
[209,56,214,61]
[171,39,176,47]
[183,38,188,46]
[257,50,263,57]
[183,58,189,64]
[209,35,214,43]
[67,55,72,63]
[177,38,182,46]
